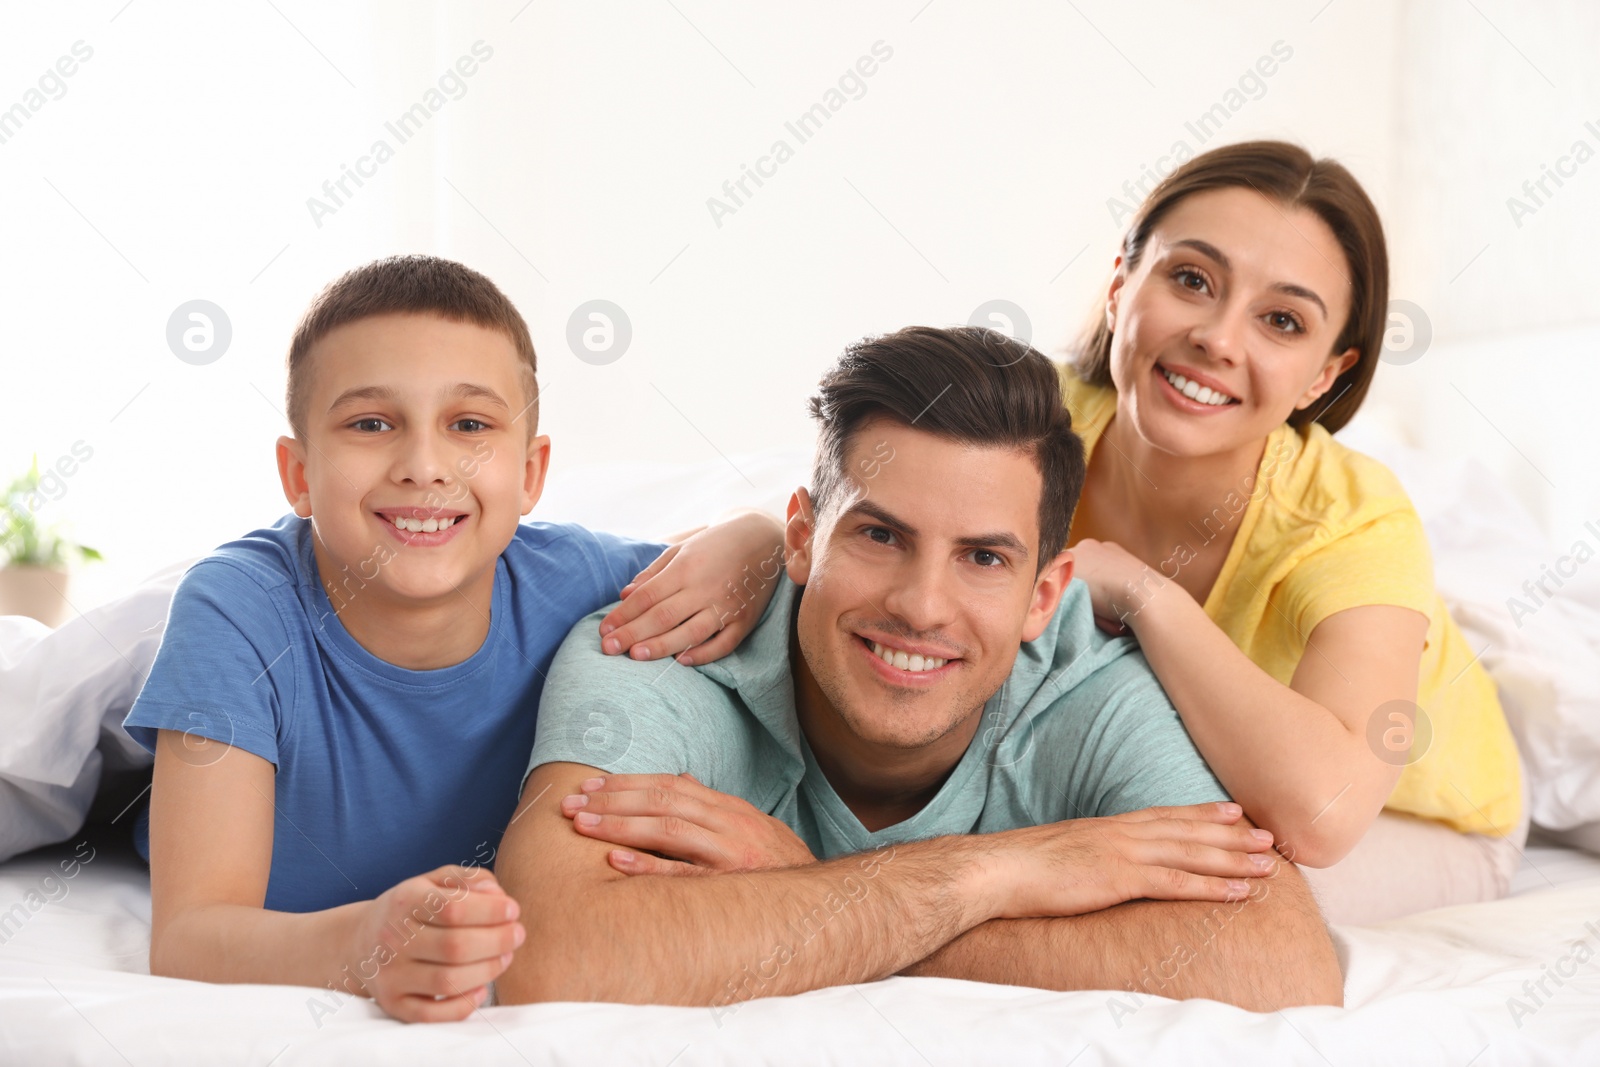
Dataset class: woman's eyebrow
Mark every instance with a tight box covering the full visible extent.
[1172,238,1328,318]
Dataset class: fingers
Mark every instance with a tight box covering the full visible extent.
[1136,867,1255,905]
[608,848,710,877]
[1127,834,1278,881]
[600,594,718,660]
[389,985,491,1023]
[568,811,731,867]
[1115,802,1248,826]
[675,616,746,666]
[617,545,680,599]
[578,773,738,810]
[410,918,526,966]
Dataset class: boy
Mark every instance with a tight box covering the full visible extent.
[123,255,781,1022]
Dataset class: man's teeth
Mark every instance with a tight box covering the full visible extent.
[388,515,458,533]
[1162,368,1236,406]
[869,640,948,673]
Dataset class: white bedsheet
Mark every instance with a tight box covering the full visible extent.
[1,831,1596,1065]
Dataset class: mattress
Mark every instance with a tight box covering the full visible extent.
[1,825,1596,1065]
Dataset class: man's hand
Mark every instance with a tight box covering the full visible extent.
[562,772,816,876]
[346,866,525,1023]
[598,511,785,664]
[980,802,1274,918]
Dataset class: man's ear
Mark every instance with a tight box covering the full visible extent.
[276,436,312,518]
[783,488,817,586]
[1021,549,1074,643]
[520,434,552,516]
[1104,256,1127,332]
[1296,347,1360,411]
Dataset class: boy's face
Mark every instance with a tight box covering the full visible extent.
[277,312,548,612]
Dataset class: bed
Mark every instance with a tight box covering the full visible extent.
[3,432,1599,1064]
[1,828,1597,1065]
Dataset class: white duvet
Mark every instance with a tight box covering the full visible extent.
[1,835,1597,1065]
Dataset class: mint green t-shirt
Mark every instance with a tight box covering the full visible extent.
[526,576,1227,859]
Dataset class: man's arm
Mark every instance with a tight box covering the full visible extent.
[494,762,1269,1006]
[900,842,1343,1009]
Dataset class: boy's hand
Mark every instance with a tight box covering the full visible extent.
[560,772,816,876]
[598,511,785,665]
[347,865,524,1023]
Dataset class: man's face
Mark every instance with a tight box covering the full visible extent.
[276,312,548,611]
[786,417,1071,754]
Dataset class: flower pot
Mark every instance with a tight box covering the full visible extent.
[0,564,70,627]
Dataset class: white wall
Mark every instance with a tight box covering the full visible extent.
[1,0,1593,611]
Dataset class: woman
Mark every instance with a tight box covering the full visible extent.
[1062,140,1525,924]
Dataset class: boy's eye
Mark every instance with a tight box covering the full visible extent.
[351,418,392,433]
[452,418,490,433]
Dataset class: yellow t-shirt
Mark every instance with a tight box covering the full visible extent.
[1059,366,1522,836]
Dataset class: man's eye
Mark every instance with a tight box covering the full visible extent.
[865,526,895,545]
[351,418,391,433]
[971,550,1003,568]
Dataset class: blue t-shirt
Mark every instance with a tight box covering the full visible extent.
[123,513,663,913]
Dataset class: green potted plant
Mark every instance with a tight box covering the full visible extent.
[0,456,101,627]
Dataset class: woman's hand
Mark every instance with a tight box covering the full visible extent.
[1069,538,1167,635]
[598,512,785,665]
[560,772,817,876]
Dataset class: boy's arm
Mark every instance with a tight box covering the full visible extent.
[147,731,522,1023]
[493,762,1270,1006]
[598,510,785,665]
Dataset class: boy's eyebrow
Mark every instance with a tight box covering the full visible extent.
[326,382,512,414]
[843,499,1030,560]
[1171,238,1329,319]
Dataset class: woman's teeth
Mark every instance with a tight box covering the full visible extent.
[388,515,458,533]
[1162,367,1236,406]
[869,639,948,673]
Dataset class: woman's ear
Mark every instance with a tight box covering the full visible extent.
[784,488,817,586]
[1296,346,1361,410]
[1104,256,1127,332]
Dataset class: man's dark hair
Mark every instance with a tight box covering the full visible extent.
[807,326,1086,571]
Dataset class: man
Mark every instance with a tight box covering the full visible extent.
[494,326,1342,1011]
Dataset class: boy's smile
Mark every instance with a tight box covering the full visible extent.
[277,312,548,670]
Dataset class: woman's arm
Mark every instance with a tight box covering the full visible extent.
[597,509,786,664]
[1073,540,1427,867]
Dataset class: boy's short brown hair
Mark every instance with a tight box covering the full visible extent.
[285,255,539,440]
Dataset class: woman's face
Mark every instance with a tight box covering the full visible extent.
[1104,186,1360,460]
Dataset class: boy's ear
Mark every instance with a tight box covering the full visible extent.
[1021,549,1075,643]
[783,488,817,586]
[520,434,552,516]
[276,436,312,517]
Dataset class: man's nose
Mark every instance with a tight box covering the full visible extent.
[880,553,959,636]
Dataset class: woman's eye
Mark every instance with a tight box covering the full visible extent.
[1173,268,1209,294]
[351,418,392,433]
[1265,311,1304,334]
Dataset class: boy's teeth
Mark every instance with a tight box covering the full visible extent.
[390,515,456,532]
[869,640,947,672]
[1162,367,1234,406]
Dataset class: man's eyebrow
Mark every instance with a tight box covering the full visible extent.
[1171,238,1328,319]
[844,500,1029,559]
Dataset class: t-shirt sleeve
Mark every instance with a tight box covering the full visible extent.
[1030,645,1230,820]
[525,606,727,788]
[121,560,295,766]
[565,527,670,604]
[1280,508,1437,639]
